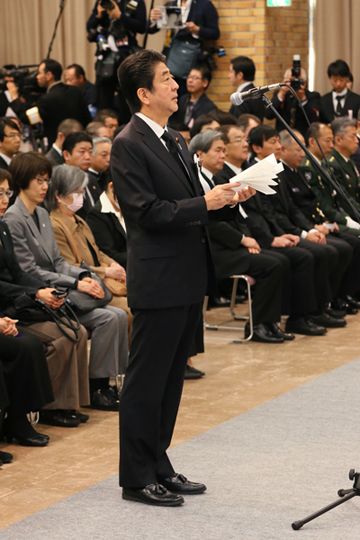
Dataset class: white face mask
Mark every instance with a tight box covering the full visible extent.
[64,192,84,213]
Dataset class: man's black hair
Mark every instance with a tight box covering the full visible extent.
[40,58,63,81]
[0,117,20,142]
[327,59,351,79]
[248,125,278,150]
[63,131,93,155]
[230,56,256,82]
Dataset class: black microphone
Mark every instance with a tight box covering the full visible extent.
[230,83,287,106]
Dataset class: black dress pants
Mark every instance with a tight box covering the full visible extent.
[119,302,202,488]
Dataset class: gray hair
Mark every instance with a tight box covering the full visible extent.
[188,130,225,155]
[92,136,112,154]
[331,117,357,136]
[279,129,302,147]
[46,164,87,211]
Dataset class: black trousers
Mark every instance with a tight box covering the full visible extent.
[335,232,360,296]
[0,332,53,417]
[119,302,202,488]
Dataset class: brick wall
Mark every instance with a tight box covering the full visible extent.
[208,0,309,112]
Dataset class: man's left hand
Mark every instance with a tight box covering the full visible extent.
[186,21,200,34]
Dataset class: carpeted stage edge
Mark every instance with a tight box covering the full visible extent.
[2,358,360,540]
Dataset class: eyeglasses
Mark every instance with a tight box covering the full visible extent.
[4,132,21,139]
[0,190,14,199]
[187,75,202,81]
[34,176,50,186]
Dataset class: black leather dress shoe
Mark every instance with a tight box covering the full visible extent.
[309,313,346,328]
[122,483,184,506]
[161,473,207,495]
[345,295,360,309]
[90,388,119,411]
[66,410,89,423]
[184,365,205,380]
[332,299,358,315]
[39,410,80,427]
[267,323,295,341]
[245,323,284,343]
[286,317,327,336]
[326,306,346,319]
[0,450,13,464]
[5,432,49,447]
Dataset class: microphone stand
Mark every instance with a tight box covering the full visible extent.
[46,0,67,59]
[261,92,360,223]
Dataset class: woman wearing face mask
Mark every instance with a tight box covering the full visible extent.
[3,154,129,412]
[46,165,131,324]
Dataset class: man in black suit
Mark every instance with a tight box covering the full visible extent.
[111,49,245,506]
[0,118,21,170]
[228,56,265,121]
[319,59,360,124]
[88,136,112,194]
[64,63,96,111]
[36,59,91,147]
[170,65,216,129]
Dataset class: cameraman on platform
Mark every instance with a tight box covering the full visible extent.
[265,58,320,137]
[87,0,146,121]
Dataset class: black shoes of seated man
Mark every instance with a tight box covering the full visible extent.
[285,317,327,336]
[122,474,207,507]
[184,365,205,379]
[245,322,287,343]
[332,298,358,315]
[90,387,119,411]
[0,450,13,464]
[39,410,81,427]
[309,312,346,328]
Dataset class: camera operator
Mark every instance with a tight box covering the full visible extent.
[0,76,29,123]
[264,59,320,137]
[149,0,220,96]
[86,0,146,121]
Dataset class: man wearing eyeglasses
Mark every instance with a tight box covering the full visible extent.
[0,118,21,170]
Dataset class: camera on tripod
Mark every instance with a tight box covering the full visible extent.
[290,54,305,91]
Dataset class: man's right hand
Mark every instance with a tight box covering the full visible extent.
[77,277,105,299]
[306,230,326,244]
[204,183,241,210]
[271,236,292,248]
[150,8,162,22]
[241,236,261,254]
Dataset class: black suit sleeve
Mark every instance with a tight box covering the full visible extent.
[208,220,244,250]
[87,210,127,267]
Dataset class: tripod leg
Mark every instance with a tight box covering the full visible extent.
[291,490,357,530]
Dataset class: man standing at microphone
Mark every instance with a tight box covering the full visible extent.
[111,49,248,506]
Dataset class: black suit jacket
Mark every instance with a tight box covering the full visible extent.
[170,93,216,127]
[0,221,45,311]
[86,199,128,268]
[111,114,211,309]
[45,146,64,167]
[37,83,91,146]
[265,89,320,136]
[77,170,102,220]
[229,82,265,120]
[0,156,9,170]
[319,90,360,124]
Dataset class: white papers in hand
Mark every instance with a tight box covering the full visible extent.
[229,153,283,195]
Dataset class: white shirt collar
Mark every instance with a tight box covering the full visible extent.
[136,112,165,139]
[88,167,99,176]
[0,153,11,165]
[225,161,242,175]
[100,191,118,214]
[52,143,62,156]
[332,89,348,98]
[201,166,214,180]
[236,81,252,93]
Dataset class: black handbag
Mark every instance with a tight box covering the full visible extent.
[66,272,112,315]
[167,38,201,79]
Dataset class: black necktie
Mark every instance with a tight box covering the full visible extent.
[161,131,192,184]
[335,95,344,115]
[200,171,215,190]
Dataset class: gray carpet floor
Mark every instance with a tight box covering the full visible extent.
[3,359,360,540]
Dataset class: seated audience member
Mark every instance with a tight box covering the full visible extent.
[94,109,119,139]
[246,125,346,332]
[189,129,290,343]
[88,136,112,192]
[0,168,89,428]
[303,122,360,235]
[170,65,216,129]
[218,125,326,337]
[319,59,360,124]
[264,67,320,136]
[0,118,21,169]
[4,153,129,411]
[62,131,100,217]
[228,56,265,121]
[46,165,130,320]
[351,109,360,171]
[329,117,360,210]
[64,63,96,111]
[0,321,53,452]
[45,118,83,166]
[189,111,220,138]
[87,175,127,268]
[237,113,260,138]
[86,121,110,138]
[36,59,91,147]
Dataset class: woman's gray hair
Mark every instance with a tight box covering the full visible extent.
[188,130,225,156]
[45,164,87,211]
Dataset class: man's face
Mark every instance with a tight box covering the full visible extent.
[103,116,118,139]
[225,127,249,164]
[0,124,21,157]
[64,68,83,87]
[186,69,208,95]
[281,135,305,169]
[228,63,241,87]
[199,139,226,174]
[64,141,93,171]
[329,75,349,93]
[254,135,282,160]
[143,62,179,118]
[311,125,334,157]
[37,63,50,88]
[91,142,111,172]
[335,125,359,155]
